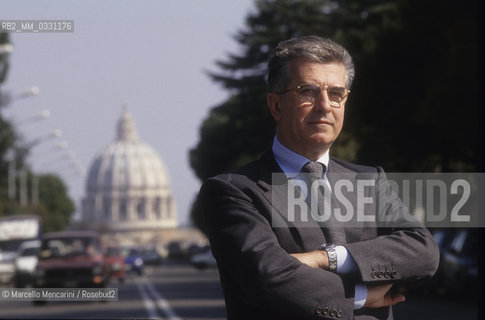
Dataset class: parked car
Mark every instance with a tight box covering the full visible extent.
[121,247,144,275]
[0,215,42,285]
[190,247,217,270]
[14,240,41,288]
[0,250,16,285]
[34,231,109,289]
[167,241,186,260]
[104,246,126,283]
[440,229,479,297]
[140,247,164,265]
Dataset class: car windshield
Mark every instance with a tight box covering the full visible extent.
[39,237,100,259]
[0,239,27,252]
[21,247,40,257]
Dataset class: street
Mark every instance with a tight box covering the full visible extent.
[0,263,226,320]
[0,262,479,319]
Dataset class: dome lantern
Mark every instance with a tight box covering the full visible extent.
[117,107,138,142]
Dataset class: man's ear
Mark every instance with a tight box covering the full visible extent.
[267,93,282,122]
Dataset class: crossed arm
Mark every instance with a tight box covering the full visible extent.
[200,174,439,318]
[290,250,406,308]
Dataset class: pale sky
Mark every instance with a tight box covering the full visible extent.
[1,0,255,226]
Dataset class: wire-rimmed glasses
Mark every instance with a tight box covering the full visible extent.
[277,83,350,108]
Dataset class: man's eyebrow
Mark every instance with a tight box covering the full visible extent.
[296,82,347,89]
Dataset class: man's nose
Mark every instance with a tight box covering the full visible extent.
[314,89,333,112]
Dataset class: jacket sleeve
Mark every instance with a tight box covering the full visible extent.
[199,175,355,320]
[344,167,440,284]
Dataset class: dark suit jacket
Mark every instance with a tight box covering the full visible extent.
[198,151,439,320]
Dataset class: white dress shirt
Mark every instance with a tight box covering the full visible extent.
[272,136,367,309]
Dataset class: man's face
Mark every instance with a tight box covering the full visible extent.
[267,59,348,160]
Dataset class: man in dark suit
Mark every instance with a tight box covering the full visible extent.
[198,36,439,320]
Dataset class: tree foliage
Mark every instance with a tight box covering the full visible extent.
[0,173,75,232]
[348,0,482,172]
[190,0,482,182]
[0,33,10,85]
[36,174,76,232]
[0,34,75,232]
[0,33,17,203]
[189,0,482,229]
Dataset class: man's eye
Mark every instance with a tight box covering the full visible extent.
[299,86,319,97]
[328,89,345,101]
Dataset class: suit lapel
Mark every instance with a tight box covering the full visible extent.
[257,151,326,251]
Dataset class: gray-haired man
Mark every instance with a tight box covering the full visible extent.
[199,36,439,320]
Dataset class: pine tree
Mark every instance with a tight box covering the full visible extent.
[189,0,405,181]
[191,0,481,181]
[189,0,482,230]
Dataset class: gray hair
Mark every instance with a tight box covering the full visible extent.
[267,36,355,92]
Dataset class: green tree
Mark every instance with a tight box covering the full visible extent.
[0,173,75,232]
[0,33,10,85]
[0,33,21,202]
[0,33,14,197]
[347,0,482,172]
[0,119,16,199]
[36,174,76,232]
[189,0,409,181]
[192,0,481,179]
[0,34,76,231]
[190,0,482,229]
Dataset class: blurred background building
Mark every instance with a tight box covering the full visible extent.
[81,108,182,244]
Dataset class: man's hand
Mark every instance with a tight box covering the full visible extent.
[291,251,328,269]
[293,253,406,309]
[364,283,405,308]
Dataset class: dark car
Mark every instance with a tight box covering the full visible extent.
[190,247,217,270]
[167,241,186,260]
[34,231,109,289]
[121,247,144,275]
[440,229,479,297]
[140,247,164,265]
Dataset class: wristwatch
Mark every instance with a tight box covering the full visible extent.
[320,243,337,272]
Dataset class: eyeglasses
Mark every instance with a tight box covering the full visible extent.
[277,83,350,108]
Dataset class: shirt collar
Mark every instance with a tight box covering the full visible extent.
[272,135,329,178]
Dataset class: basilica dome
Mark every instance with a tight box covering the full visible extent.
[82,110,177,231]
[86,112,170,192]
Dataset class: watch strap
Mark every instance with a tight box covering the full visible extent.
[320,244,337,272]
